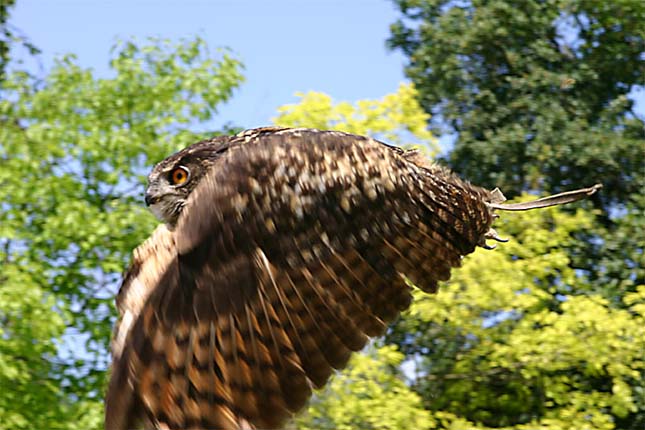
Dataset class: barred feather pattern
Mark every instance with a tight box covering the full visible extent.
[105,128,496,430]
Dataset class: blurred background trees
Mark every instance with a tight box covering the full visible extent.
[386,1,644,427]
[0,36,243,429]
[0,0,17,80]
[1,1,643,429]
[388,0,644,299]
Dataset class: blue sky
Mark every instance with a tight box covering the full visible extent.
[13,0,409,131]
[11,0,644,140]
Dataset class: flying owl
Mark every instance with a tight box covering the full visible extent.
[105,127,600,430]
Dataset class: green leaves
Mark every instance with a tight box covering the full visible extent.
[297,345,435,430]
[0,36,243,429]
[388,3,644,426]
[389,0,644,205]
[273,83,438,154]
[387,203,644,430]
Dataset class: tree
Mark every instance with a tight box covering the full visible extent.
[388,204,645,430]
[0,37,243,429]
[388,0,644,203]
[388,0,644,298]
[388,1,645,427]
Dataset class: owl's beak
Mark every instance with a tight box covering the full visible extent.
[144,192,157,206]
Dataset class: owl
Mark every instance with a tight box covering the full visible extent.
[104,127,600,429]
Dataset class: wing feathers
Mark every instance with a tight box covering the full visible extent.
[107,128,496,429]
[256,253,332,389]
[283,269,353,370]
[318,258,386,336]
[252,295,310,413]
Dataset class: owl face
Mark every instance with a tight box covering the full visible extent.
[145,153,209,226]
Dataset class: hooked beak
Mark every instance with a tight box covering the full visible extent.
[144,192,155,206]
[144,187,162,206]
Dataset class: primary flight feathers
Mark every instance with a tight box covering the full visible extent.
[105,127,600,430]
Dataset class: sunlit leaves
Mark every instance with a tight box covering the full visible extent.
[297,346,435,430]
[0,37,243,429]
[389,202,644,429]
[273,82,437,155]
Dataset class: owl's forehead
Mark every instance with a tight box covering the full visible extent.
[148,137,228,180]
[148,153,182,181]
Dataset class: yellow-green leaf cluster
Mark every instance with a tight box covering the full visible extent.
[296,345,435,430]
[273,83,437,155]
[394,199,644,429]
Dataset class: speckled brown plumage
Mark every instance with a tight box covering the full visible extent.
[105,127,600,430]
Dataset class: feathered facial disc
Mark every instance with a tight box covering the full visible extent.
[144,152,210,226]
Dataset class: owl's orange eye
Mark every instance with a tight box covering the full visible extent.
[170,166,189,185]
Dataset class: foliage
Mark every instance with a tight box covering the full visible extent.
[388,0,644,205]
[0,36,243,429]
[295,345,434,430]
[388,3,644,426]
[274,82,438,154]
[388,0,644,294]
[388,202,644,429]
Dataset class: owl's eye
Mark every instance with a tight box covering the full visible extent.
[170,166,190,186]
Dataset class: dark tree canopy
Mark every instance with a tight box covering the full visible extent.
[388,0,644,293]
[388,0,644,208]
[388,1,644,428]
[0,0,14,80]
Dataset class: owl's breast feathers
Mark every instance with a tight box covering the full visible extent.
[105,127,600,430]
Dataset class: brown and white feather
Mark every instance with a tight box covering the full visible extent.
[106,127,598,429]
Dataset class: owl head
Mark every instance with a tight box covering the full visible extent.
[145,137,228,226]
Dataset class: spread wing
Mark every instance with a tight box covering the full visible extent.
[105,128,495,429]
